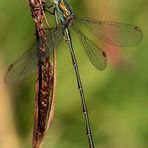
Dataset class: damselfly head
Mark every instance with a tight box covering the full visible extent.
[53,0,62,4]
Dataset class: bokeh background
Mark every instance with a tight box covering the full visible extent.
[0,0,148,148]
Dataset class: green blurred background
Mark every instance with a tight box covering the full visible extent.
[0,0,148,148]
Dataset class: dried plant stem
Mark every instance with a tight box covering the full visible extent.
[28,0,56,148]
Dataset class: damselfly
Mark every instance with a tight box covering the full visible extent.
[5,0,143,147]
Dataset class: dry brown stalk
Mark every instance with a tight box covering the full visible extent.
[28,0,56,147]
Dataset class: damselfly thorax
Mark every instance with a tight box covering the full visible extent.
[54,0,76,27]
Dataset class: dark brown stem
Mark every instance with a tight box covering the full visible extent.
[28,0,56,148]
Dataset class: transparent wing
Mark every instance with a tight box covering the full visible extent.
[75,17,143,46]
[4,48,38,84]
[72,26,107,70]
[5,27,63,84]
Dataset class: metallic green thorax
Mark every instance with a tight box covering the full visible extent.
[53,0,75,26]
